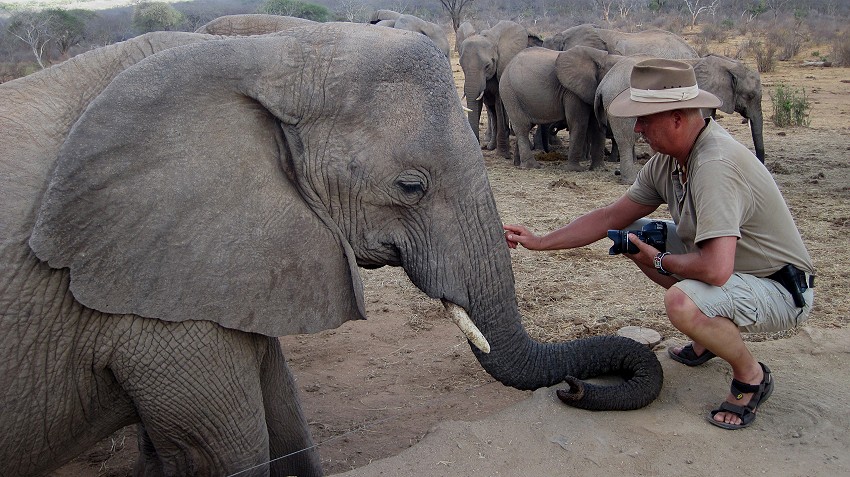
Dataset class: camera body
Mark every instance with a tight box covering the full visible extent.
[608,221,667,255]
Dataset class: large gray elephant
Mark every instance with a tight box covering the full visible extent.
[595,53,765,182]
[501,46,624,170]
[0,23,663,477]
[195,14,316,35]
[459,20,530,157]
[369,10,450,57]
[543,23,698,58]
[455,20,475,52]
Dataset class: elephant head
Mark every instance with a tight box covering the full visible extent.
[455,21,475,52]
[195,14,317,35]
[2,22,662,476]
[693,54,765,162]
[459,20,528,153]
[370,10,450,58]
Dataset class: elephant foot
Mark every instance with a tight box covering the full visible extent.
[497,148,511,159]
[559,161,585,172]
[481,143,496,151]
[589,159,605,171]
[518,159,542,169]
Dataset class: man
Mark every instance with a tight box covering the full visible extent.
[504,59,814,430]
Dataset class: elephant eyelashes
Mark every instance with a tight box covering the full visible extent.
[394,171,429,204]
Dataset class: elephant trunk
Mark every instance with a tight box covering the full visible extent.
[434,205,663,411]
[749,109,765,163]
[466,304,663,411]
[464,76,486,143]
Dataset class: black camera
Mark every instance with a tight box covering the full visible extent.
[607,221,667,255]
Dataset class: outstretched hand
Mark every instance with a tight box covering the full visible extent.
[503,224,538,250]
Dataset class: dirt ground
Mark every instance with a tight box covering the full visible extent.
[53,36,849,477]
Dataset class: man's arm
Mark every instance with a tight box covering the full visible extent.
[505,195,658,250]
[629,234,737,286]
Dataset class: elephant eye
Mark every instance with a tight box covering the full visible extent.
[394,170,429,204]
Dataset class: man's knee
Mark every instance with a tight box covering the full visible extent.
[664,286,700,328]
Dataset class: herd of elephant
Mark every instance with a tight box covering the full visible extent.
[199,13,767,183]
[2,13,751,477]
[455,21,765,182]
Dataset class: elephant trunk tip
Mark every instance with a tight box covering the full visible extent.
[555,377,585,404]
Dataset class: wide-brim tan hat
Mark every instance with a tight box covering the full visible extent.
[608,58,722,117]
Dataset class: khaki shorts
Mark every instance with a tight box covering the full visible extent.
[629,218,813,333]
[673,274,813,333]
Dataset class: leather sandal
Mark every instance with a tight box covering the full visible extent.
[667,343,716,366]
[707,362,774,430]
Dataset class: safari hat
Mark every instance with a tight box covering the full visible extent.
[608,58,721,117]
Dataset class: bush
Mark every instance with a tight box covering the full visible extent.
[767,28,803,61]
[133,2,185,33]
[770,83,811,127]
[750,40,776,73]
[258,0,330,22]
[830,31,850,67]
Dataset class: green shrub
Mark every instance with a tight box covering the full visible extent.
[258,0,330,22]
[770,83,811,127]
[133,2,184,33]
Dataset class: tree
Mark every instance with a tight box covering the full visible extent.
[45,9,91,59]
[683,0,720,27]
[132,2,185,33]
[439,0,475,31]
[7,10,54,69]
[259,0,331,22]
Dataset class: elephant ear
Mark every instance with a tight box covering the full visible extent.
[556,46,613,104]
[488,21,528,79]
[29,36,366,337]
[692,56,736,114]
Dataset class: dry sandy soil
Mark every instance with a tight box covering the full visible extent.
[53,34,849,477]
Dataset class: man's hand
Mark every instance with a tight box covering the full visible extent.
[626,233,660,268]
[503,224,538,250]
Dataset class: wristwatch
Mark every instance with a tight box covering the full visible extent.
[654,252,672,276]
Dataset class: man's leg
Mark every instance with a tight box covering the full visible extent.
[664,286,765,426]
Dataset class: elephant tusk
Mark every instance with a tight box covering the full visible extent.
[475,91,484,101]
[442,301,490,353]
[462,105,473,112]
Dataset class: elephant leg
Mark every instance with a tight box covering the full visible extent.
[113,320,283,476]
[263,338,323,477]
[135,425,166,477]
[494,96,511,158]
[513,119,541,169]
[560,102,590,172]
[482,95,498,151]
[588,120,606,170]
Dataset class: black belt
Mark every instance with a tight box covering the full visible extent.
[766,264,814,307]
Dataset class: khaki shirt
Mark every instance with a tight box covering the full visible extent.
[627,119,814,276]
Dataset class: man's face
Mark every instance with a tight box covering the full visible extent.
[634,110,676,155]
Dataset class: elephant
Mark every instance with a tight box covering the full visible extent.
[195,14,316,35]
[595,53,765,182]
[455,20,475,52]
[458,20,530,157]
[0,23,663,477]
[542,23,698,58]
[369,10,450,57]
[500,46,625,170]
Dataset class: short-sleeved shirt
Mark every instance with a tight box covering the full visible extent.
[627,118,814,277]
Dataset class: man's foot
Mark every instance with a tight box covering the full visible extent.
[707,362,774,430]
[667,343,716,366]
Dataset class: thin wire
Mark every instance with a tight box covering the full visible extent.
[226,414,398,476]
[226,341,497,477]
